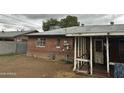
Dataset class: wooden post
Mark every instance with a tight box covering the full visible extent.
[77,37,80,69]
[84,38,85,57]
[106,36,110,74]
[73,36,77,71]
[81,37,82,57]
[78,37,80,57]
[83,37,84,59]
[80,37,83,66]
[90,37,93,75]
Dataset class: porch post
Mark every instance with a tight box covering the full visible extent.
[77,37,80,69]
[80,37,83,66]
[83,37,85,58]
[78,37,80,57]
[81,37,82,57]
[73,36,77,71]
[106,36,110,74]
[90,37,93,75]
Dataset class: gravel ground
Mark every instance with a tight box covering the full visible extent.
[0,54,103,78]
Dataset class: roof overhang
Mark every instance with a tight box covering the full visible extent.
[66,32,108,36]
[26,34,65,36]
[66,31,124,37]
[109,32,124,36]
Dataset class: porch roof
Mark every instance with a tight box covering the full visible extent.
[66,24,124,36]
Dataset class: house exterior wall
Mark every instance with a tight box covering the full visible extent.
[26,35,124,63]
[27,36,74,61]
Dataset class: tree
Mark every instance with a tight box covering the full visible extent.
[60,15,79,28]
[42,15,79,31]
[42,18,60,31]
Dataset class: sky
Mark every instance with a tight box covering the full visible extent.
[0,14,124,32]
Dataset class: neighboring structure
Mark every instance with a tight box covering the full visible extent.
[27,23,124,76]
[27,28,74,62]
[0,30,38,41]
[0,30,38,54]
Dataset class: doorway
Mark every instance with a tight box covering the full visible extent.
[94,39,104,64]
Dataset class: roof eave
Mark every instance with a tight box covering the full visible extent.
[109,32,124,36]
[66,32,124,36]
[27,34,66,36]
[66,32,108,36]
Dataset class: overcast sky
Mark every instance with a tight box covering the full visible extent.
[0,14,124,32]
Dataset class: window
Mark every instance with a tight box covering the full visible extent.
[37,38,46,47]
[56,38,61,48]
[64,40,69,46]
[119,40,124,59]
[64,40,70,50]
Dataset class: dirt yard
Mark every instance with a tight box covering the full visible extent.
[0,54,101,78]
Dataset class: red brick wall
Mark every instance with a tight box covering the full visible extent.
[27,36,74,61]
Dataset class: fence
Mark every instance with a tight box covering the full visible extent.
[0,41,27,55]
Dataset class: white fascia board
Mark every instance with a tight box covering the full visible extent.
[66,32,108,36]
[109,32,124,36]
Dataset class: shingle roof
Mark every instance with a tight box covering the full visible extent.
[0,30,38,38]
[27,26,86,36]
[27,24,124,36]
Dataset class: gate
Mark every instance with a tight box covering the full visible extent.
[16,42,27,54]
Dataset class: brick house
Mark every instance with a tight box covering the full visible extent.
[27,28,74,62]
[27,23,124,76]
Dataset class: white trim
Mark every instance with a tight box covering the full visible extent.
[80,37,83,66]
[77,61,80,70]
[84,38,86,58]
[90,37,93,75]
[73,36,77,71]
[36,45,45,48]
[67,32,124,37]
[56,46,60,48]
[76,58,90,62]
[78,37,80,57]
[81,37,83,56]
[66,32,107,36]
[109,62,115,65]
[110,32,124,35]
[83,37,84,58]
[106,36,110,74]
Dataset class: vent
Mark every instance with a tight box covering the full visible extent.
[81,24,84,27]
[110,22,114,25]
[2,30,4,33]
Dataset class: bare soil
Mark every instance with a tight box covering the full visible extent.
[0,54,100,78]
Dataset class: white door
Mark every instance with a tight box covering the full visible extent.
[94,39,104,64]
